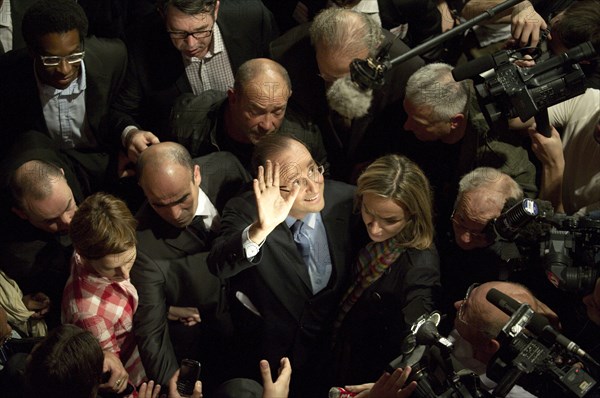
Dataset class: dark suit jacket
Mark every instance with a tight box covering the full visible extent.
[108,0,278,140]
[0,36,127,153]
[207,180,357,390]
[270,24,425,182]
[6,0,38,52]
[335,246,441,384]
[169,90,329,173]
[131,152,250,386]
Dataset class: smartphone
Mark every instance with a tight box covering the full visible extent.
[177,359,201,396]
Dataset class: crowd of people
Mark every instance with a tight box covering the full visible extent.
[0,0,599,397]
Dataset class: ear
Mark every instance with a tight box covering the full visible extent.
[214,1,220,20]
[227,87,237,106]
[450,113,465,130]
[193,164,201,187]
[11,207,28,221]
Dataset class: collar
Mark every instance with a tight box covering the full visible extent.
[194,186,213,217]
[36,59,87,97]
[285,212,318,230]
[73,251,121,285]
[188,23,224,61]
[0,0,11,28]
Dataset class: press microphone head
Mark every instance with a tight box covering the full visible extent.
[491,198,539,240]
[326,76,373,119]
[415,320,441,345]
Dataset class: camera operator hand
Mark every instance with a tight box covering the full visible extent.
[528,125,565,214]
[583,277,600,326]
[343,367,417,398]
[510,1,548,47]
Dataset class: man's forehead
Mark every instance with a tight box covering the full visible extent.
[165,7,213,24]
[244,80,290,102]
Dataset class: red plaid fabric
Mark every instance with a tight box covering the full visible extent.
[62,253,146,386]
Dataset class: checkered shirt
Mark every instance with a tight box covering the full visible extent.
[184,23,235,95]
[62,253,146,386]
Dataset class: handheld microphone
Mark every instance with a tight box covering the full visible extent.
[486,288,600,367]
[411,312,453,350]
[490,198,539,240]
[329,387,357,398]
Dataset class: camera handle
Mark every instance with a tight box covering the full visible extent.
[534,108,551,137]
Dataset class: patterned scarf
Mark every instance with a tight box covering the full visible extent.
[334,237,405,332]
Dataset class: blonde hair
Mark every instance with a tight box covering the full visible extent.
[70,192,137,260]
[356,154,434,249]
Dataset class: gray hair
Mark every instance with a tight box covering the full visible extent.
[309,8,383,57]
[457,167,523,204]
[405,63,470,122]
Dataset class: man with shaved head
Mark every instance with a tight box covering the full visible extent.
[132,142,249,390]
[170,57,327,172]
[452,281,558,397]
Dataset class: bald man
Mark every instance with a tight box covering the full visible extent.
[452,281,558,397]
[170,57,327,171]
[131,142,249,389]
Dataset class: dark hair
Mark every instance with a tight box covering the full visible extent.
[251,134,305,177]
[25,325,104,398]
[136,142,195,182]
[157,0,217,15]
[552,0,600,51]
[9,160,66,210]
[22,0,88,51]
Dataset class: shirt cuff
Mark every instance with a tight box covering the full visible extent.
[242,225,265,260]
[121,125,139,148]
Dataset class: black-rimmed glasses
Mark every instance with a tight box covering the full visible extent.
[167,30,213,40]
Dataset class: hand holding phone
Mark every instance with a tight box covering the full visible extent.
[177,359,201,397]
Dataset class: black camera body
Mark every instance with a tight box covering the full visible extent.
[389,314,490,398]
[541,215,600,293]
[487,302,597,397]
[474,43,592,128]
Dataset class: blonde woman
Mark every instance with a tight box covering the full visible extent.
[334,154,441,385]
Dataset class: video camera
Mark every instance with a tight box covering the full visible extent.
[486,288,598,397]
[389,313,491,398]
[452,41,597,136]
[486,199,600,293]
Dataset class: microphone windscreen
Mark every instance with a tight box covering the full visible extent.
[452,55,495,82]
[327,76,373,119]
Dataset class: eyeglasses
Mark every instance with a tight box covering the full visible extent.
[280,164,325,192]
[39,51,85,67]
[450,209,489,239]
[458,283,480,326]
[167,30,213,40]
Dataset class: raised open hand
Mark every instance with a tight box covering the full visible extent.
[249,160,301,243]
